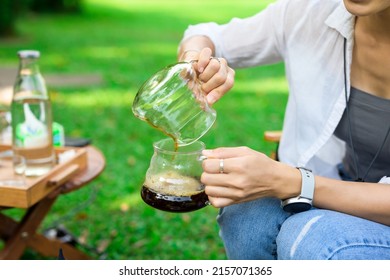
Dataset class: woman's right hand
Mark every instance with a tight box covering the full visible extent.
[180,47,235,105]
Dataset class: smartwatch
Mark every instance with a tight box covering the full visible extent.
[281,167,315,213]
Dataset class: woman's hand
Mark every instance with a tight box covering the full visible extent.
[201,146,301,208]
[180,47,235,105]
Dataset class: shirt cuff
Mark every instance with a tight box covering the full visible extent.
[378,176,390,184]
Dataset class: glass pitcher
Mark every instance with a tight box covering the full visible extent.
[132,61,216,146]
[141,138,209,213]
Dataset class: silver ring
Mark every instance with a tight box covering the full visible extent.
[219,159,225,174]
[210,56,221,64]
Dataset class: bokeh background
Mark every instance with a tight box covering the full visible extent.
[0,0,287,259]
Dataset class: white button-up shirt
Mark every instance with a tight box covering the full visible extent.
[182,0,355,179]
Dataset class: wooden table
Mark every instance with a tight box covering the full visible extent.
[0,146,105,260]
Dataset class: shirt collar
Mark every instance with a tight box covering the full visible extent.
[325,1,355,40]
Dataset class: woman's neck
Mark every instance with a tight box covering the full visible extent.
[356,9,390,43]
[352,8,390,99]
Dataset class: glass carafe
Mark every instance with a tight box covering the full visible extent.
[132,61,216,146]
[11,50,55,176]
[141,138,209,213]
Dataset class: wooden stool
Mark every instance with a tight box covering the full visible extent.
[264,130,282,160]
[0,146,105,260]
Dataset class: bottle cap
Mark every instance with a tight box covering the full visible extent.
[17,50,40,59]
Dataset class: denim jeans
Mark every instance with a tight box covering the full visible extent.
[217,174,390,259]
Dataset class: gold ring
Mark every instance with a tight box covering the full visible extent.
[219,159,224,174]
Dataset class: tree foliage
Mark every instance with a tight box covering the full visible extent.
[0,0,83,37]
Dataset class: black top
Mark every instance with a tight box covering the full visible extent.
[334,87,390,182]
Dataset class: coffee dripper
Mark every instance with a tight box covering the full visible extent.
[132,61,216,146]
[141,138,208,213]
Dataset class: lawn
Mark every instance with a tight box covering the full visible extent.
[0,0,287,260]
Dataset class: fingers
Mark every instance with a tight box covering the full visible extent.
[207,195,234,209]
[180,49,201,62]
[197,48,213,72]
[203,146,255,159]
[202,147,256,175]
[200,148,266,208]
[206,185,250,208]
[199,57,235,104]
[179,48,212,64]
[206,185,242,199]
[206,67,235,105]
[201,172,235,187]
[199,57,224,80]
[179,47,234,104]
[203,158,231,174]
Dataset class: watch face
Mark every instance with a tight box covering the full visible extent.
[282,201,312,213]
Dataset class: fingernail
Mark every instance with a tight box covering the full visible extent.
[199,155,208,161]
[202,149,213,156]
[207,95,216,105]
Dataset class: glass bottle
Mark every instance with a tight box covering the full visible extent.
[11,50,55,176]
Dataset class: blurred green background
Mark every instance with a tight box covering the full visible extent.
[0,0,287,259]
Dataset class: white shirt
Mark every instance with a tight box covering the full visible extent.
[182,0,356,179]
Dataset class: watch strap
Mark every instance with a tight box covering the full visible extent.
[297,167,315,201]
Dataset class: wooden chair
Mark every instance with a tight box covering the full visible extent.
[264,130,282,160]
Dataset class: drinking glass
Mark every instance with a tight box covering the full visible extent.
[0,104,11,144]
[0,151,26,187]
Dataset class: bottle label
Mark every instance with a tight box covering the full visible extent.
[52,122,65,147]
[15,122,49,148]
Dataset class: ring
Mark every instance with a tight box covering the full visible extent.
[210,56,221,64]
[219,159,225,174]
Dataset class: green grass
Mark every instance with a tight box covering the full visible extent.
[0,0,287,260]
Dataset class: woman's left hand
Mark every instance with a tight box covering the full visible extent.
[201,146,300,208]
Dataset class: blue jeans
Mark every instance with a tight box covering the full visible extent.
[217,198,390,260]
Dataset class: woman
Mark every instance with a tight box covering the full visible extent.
[177,0,390,259]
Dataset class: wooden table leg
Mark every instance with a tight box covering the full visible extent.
[0,193,90,260]
[0,213,18,240]
[28,233,90,260]
[0,146,104,260]
[0,195,57,259]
